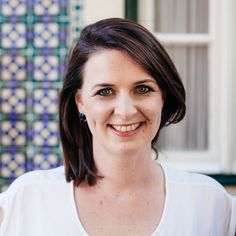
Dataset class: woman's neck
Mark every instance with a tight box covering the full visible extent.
[92,144,160,194]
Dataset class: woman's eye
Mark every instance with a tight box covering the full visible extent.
[97,88,113,96]
[136,85,151,94]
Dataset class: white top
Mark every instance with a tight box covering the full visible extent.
[0,164,235,236]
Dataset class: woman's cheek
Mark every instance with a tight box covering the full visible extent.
[87,101,113,124]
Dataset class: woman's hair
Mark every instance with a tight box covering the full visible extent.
[59,18,186,186]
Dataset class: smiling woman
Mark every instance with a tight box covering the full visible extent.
[0,18,235,236]
[61,18,186,187]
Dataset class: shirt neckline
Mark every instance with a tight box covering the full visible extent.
[150,162,169,235]
[69,162,169,236]
[69,182,90,235]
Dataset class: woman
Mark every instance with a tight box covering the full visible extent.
[0,18,235,236]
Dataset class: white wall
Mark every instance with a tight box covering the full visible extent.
[83,0,125,26]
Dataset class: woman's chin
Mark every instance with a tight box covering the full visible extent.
[110,142,149,158]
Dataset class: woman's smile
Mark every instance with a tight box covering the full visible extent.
[108,122,145,137]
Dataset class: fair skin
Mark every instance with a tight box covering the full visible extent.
[75,49,166,236]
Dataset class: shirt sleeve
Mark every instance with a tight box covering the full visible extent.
[0,191,8,214]
[230,196,236,236]
[0,191,9,235]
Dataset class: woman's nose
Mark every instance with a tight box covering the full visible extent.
[114,93,137,119]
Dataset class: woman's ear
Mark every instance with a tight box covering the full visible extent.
[75,90,83,112]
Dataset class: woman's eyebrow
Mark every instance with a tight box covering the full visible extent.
[91,83,115,90]
[135,79,157,85]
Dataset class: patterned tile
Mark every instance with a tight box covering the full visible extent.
[0,152,25,178]
[2,0,27,16]
[33,152,59,169]
[2,23,26,48]
[33,121,58,146]
[1,54,26,81]
[34,23,59,48]
[0,121,26,146]
[34,56,58,81]
[33,89,58,114]
[1,88,26,114]
[0,0,82,190]
[34,0,60,15]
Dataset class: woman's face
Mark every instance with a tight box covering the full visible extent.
[75,49,164,156]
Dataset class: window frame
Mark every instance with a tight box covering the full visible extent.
[127,0,236,182]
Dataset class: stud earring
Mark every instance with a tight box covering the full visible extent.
[79,113,87,123]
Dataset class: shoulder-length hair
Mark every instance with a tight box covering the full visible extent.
[59,18,186,186]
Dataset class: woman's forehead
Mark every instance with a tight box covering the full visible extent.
[82,49,157,86]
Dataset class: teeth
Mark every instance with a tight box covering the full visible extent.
[112,123,140,132]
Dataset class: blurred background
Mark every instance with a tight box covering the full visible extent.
[0,0,236,193]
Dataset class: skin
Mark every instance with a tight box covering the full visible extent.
[75,49,166,236]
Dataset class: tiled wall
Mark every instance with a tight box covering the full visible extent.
[0,0,82,191]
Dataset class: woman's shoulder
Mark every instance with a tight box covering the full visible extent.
[0,166,75,235]
[161,163,228,196]
[0,166,67,222]
[5,166,66,194]
[158,163,236,236]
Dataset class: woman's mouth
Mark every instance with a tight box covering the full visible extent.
[112,123,140,132]
[109,122,144,136]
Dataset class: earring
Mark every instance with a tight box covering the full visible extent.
[79,113,87,123]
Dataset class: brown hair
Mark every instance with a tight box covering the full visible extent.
[59,18,186,186]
